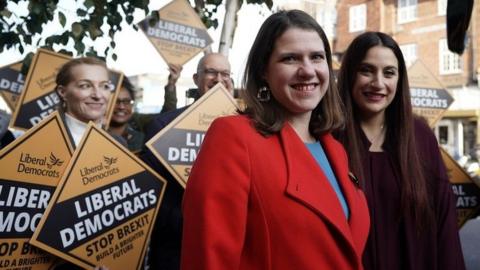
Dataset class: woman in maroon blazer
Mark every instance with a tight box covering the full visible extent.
[336,32,465,270]
[180,10,370,270]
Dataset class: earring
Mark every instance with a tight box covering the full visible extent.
[257,86,271,102]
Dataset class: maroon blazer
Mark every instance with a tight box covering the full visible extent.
[181,115,370,270]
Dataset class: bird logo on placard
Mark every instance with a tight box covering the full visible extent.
[103,156,118,169]
[47,152,64,169]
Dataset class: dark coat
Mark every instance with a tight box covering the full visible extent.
[360,118,465,270]
[140,106,188,270]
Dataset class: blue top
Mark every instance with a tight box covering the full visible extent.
[305,142,350,219]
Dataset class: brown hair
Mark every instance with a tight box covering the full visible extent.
[336,32,433,231]
[241,10,344,137]
[55,57,108,87]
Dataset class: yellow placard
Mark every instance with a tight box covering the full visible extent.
[138,0,213,65]
[9,49,124,132]
[9,49,70,131]
[408,60,454,127]
[0,61,24,111]
[30,124,167,270]
[103,71,124,131]
[441,148,480,227]
[0,111,74,270]
[146,83,238,188]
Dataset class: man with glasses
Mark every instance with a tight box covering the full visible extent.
[144,53,233,142]
[141,53,233,270]
[108,77,144,154]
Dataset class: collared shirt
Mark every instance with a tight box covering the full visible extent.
[64,113,101,147]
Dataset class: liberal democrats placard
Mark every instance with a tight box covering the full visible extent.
[441,148,480,227]
[408,60,454,127]
[9,49,124,132]
[146,83,238,188]
[0,61,24,111]
[9,49,71,131]
[138,0,213,65]
[0,112,74,270]
[30,124,167,270]
[102,71,123,131]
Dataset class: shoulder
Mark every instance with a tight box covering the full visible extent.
[211,114,250,125]
[413,117,439,151]
[109,132,128,147]
[144,106,189,141]
[209,114,254,134]
[413,117,434,137]
[154,106,189,126]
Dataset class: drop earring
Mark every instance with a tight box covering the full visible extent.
[257,86,270,102]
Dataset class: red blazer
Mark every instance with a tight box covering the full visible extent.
[181,115,370,270]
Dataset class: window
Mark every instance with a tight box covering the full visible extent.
[439,39,462,74]
[349,4,366,33]
[398,0,417,23]
[438,125,449,145]
[317,8,337,38]
[400,43,417,67]
[438,0,447,15]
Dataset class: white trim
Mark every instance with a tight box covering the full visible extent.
[439,39,462,75]
[397,0,417,24]
[438,0,447,16]
[349,4,366,33]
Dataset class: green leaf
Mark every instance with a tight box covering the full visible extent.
[26,18,44,34]
[23,34,32,44]
[110,41,116,48]
[112,53,117,61]
[71,22,84,38]
[61,31,70,45]
[74,41,85,54]
[58,49,74,57]
[265,0,273,9]
[84,0,95,9]
[104,46,110,56]
[19,44,24,54]
[21,53,35,75]
[29,2,43,15]
[88,24,103,40]
[0,9,12,18]
[76,8,87,16]
[59,11,66,27]
[126,15,134,24]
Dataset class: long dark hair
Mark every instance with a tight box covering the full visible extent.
[241,9,344,137]
[337,32,433,231]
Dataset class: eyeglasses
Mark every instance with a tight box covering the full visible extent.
[116,98,134,106]
[75,80,115,92]
[202,68,231,79]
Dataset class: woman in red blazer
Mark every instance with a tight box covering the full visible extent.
[181,10,370,270]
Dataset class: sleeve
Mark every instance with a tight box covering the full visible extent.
[421,124,466,270]
[143,115,169,143]
[161,84,178,113]
[180,117,251,270]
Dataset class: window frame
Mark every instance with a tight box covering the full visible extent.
[349,4,366,33]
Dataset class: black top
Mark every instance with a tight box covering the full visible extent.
[0,130,15,150]
[360,118,465,270]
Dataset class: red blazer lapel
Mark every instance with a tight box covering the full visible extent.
[280,125,359,256]
[320,133,370,256]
